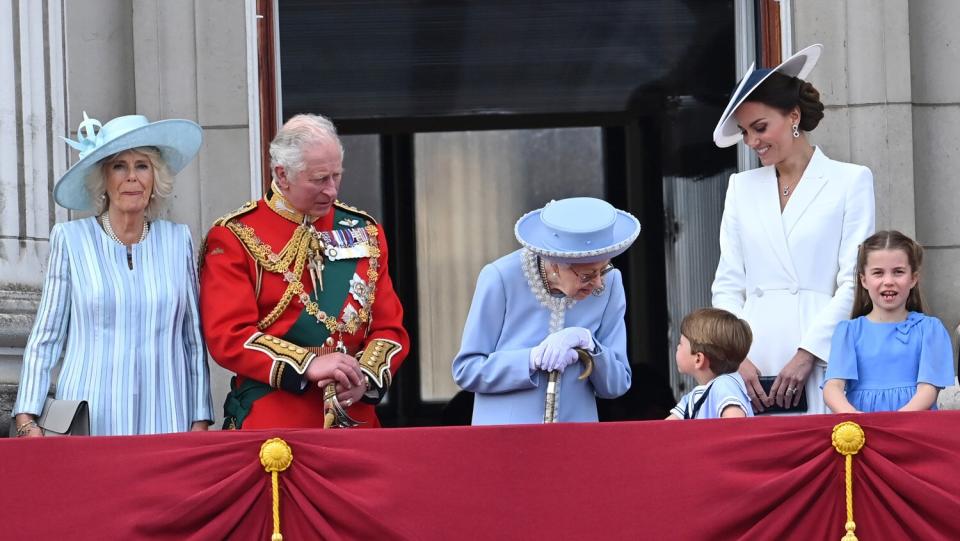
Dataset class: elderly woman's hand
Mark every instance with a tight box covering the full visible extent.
[536,327,595,370]
[14,414,42,438]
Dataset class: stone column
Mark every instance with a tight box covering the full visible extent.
[909,0,960,403]
[792,0,916,234]
[0,0,69,431]
[131,0,256,423]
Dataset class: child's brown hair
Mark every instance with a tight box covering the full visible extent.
[680,308,752,375]
[852,230,925,318]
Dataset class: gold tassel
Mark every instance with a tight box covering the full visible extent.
[831,422,866,541]
[260,438,293,541]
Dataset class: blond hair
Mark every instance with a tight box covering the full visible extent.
[84,146,173,219]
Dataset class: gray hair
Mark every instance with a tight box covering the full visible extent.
[269,113,344,181]
[84,146,173,219]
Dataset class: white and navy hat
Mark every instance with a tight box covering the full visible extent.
[54,112,203,211]
[514,197,641,264]
[712,44,823,148]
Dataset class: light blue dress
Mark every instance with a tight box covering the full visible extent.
[825,312,955,412]
[670,373,754,419]
[13,217,214,435]
[452,249,632,425]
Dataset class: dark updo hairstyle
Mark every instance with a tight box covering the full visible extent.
[745,72,825,132]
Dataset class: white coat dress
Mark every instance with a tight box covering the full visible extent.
[711,147,875,413]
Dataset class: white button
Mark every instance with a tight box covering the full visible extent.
[753,288,764,297]
[789,285,798,294]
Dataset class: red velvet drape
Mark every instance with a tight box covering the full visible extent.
[2,411,959,540]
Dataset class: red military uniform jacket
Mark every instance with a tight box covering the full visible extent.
[200,188,409,428]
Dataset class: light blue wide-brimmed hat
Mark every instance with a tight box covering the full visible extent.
[54,112,203,211]
[515,197,641,264]
[713,43,822,148]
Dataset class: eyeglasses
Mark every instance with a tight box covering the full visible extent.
[569,263,615,284]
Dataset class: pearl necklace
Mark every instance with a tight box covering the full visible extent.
[101,213,148,246]
[521,249,575,334]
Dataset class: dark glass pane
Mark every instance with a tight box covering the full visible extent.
[278,0,735,121]
[413,128,603,400]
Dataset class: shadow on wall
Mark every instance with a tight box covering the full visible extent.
[440,363,677,426]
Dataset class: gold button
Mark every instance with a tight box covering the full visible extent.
[295,348,305,354]
[272,338,281,344]
[325,337,335,346]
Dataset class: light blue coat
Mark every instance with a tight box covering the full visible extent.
[452,249,631,425]
[14,217,214,435]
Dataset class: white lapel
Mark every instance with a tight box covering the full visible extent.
[782,147,829,237]
[750,165,797,280]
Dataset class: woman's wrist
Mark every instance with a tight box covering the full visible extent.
[15,418,40,437]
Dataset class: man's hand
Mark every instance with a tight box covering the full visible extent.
[306,352,364,390]
[332,378,369,408]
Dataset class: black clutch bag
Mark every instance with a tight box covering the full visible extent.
[756,376,808,414]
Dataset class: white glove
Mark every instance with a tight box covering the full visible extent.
[529,343,545,372]
[536,327,595,372]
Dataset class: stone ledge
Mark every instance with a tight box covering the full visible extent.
[0,383,16,437]
[0,285,40,348]
[938,384,960,410]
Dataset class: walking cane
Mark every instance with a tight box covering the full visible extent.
[323,383,361,428]
[543,347,595,423]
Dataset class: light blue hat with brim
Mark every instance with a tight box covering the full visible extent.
[54,112,203,211]
[712,43,822,148]
[514,197,641,264]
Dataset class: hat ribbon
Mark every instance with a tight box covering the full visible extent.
[62,111,104,159]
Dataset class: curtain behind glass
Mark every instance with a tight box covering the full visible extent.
[415,128,604,401]
[662,171,733,400]
[338,135,382,220]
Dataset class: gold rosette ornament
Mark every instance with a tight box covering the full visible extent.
[260,438,294,541]
[831,421,865,541]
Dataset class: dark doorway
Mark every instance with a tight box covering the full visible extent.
[275,0,738,426]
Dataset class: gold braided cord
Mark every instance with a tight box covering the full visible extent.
[227,221,310,273]
[271,472,281,541]
[832,421,865,541]
[226,221,382,333]
[260,438,293,541]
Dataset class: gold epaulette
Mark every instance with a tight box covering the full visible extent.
[334,200,378,225]
[213,200,257,227]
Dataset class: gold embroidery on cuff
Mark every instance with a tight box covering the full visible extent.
[357,338,402,389]
[244,332,315,388]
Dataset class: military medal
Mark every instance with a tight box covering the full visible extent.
[320,227,371,260]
